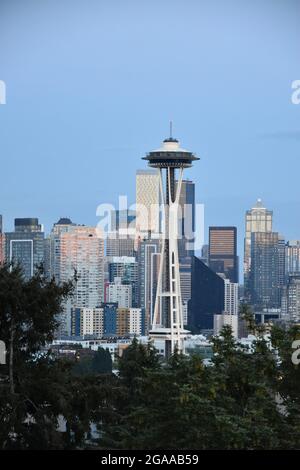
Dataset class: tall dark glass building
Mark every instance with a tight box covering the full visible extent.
[188,256,224,332]
[176,179,195,259]
[249,232,284,309]
[5,218,44,280]
[208,226,238,283]
[176,180,195,324]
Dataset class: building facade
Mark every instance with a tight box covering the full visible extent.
[214,314,238,338]
[45,217,76,281]
[71,307,104,337]
[106,209,136,257]
[108,256,139,307]
[135,169,160,238]
[188,256,224,332]
[137,238,160,332]
[177,179,195,259]
[281,274,300,323]
[106,277,132,308]
[59,226,104,336]
[249,232,283,309]
[208,226,238,283]
[5,218,44,280]
[285,240,300,277]
[71,304,143,337]
[244,199,273,296]
[224,278,239,316]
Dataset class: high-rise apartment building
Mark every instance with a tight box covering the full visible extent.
[71,307,104,337]
[117,308,142,336]
[135,169,160,238]
[244,199,273,295]
[285,241,300,277]
[44,217,76,281]
[71,304,143,337]
[208,226,238,283]
[59,226,104,336]
[5,218,45,280]
[106,277,132,308]
[108,256,139,307]
[102,303,118,336]
[224,278,239,316]
[281,274,300,323]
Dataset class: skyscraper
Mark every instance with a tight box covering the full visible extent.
[135,169,160,238]
[110,209,136,233]
[106,209,136,257]
[177,179,195,259]
[179,257,193,307]
[44,217,76,281]
[59,226,104,336]
[188,256,224,332]
[106,235,135,258]
[281,274,300,323]
[244,199,273,295]
[208,226,238,283]
[5,218,45,280]
[249,232,283,309]
[224,278,239,316]
[285,240,300,277]
[177,180,195,323]
[108,256,139,307]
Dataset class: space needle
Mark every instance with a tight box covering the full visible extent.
[143,125,199,357]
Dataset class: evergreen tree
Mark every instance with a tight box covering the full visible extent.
[0,263,75,448]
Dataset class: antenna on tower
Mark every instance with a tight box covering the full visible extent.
[170,120,173,139]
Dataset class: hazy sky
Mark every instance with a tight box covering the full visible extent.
[0,0,299,266]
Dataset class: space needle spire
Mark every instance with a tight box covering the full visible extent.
[143,129,199,357]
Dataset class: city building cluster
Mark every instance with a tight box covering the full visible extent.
[0,136,299,358]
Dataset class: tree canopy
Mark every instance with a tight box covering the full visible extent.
[0,263,300,449]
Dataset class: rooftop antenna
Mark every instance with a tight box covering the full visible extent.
[170,120,173,139]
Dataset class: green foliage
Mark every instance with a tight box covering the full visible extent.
[1,265,300,450]
[72,347,112,376]
[100,325,300,450]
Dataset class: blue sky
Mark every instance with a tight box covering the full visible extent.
[0,0,299,267]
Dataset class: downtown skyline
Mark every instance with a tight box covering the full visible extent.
[0,0,300,265]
